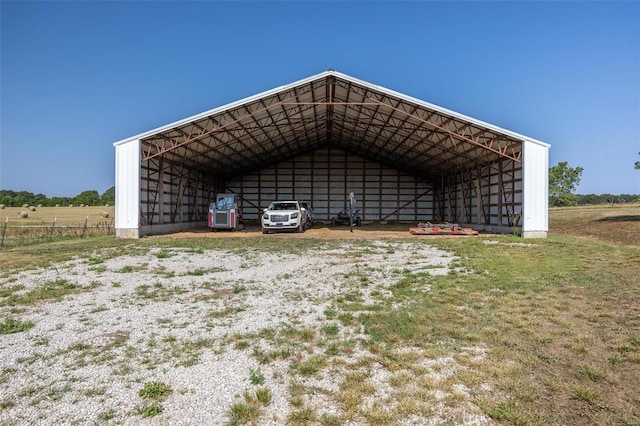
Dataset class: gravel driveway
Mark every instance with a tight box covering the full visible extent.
[0,240,491,425]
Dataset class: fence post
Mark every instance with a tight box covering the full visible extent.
[0,217,7,248]
[82,216,88,238]
[108,217,114,235]
[49,217,56,238]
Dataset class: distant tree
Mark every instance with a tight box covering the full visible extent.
[577,194,602,205]
[635,152,640,170]
[549,161,583,207]
[0,190,48,207]
[50,196,72,207]
[100,186,115,205]
[73,190,100,206]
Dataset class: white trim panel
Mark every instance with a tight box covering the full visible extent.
[522,141,549,238]
[115,139,141,237]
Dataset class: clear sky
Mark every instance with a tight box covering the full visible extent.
[1,1,639,197]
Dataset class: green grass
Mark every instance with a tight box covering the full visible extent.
[0,209,638,425]
[294,355,327,377]
[249,368,265,385]
[0,279,96,306]
[228,400,261,425]
[0,317,34,334]
[137,400,163,418]
[138,381,172,400]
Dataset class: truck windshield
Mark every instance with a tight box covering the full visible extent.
[270,202,297,210]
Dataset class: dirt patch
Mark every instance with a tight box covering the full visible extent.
[155,222,484,241]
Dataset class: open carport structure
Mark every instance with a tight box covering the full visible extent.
[114,70,549,238]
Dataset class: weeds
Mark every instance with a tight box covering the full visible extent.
[227,387,271,425]
[0,279,94,306]
[0,317,34,334]
[137,401,163,418]
[138,381,172,400]
[136,381,172,418]
[249,368,265,385]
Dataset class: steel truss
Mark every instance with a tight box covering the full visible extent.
[137,73,525,228]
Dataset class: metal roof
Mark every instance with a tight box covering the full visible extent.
[115,70,549,181]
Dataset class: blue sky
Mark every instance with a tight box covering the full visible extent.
[1,1,639,197]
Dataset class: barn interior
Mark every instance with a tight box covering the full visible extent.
[129,71,532,233]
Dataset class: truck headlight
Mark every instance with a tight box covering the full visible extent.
[290,213,298,219]
[263,214,269,220]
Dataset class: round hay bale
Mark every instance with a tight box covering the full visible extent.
[55,204,60,207]
[80,204,85,208]
[37,204,42,208]
[105,204,110,207]
[18,211,28,218]
[69,204,74,208]
[101,211,110,218]
[29,206,36,211]
[0,204,4,209]
[22,204,29,208]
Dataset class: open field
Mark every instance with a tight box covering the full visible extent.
[0,206,115,246]
[549,203,640,246]
[0,206,115,226]
[0,205,638,425]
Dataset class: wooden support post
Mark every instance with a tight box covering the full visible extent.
[1,217,7,248]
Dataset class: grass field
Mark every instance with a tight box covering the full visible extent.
[0,204,638,424]
[0,205,115,226]
[0,206,115,245]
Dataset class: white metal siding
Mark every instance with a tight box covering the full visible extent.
[522,141,549,237]
[115,139,141,235]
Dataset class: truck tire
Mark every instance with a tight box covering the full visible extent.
[356,217,361,227]
[262,228,269,234]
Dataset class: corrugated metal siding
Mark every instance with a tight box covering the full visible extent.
[522,141,549,233]
[226,148,434,221]
[115,139,141,230]
[140,158,213,226]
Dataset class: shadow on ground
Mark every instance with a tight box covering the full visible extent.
[596,215,640,222]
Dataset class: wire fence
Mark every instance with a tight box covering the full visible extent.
[0,217,115,248]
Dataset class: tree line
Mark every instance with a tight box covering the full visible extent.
[549,160,639,207]
[1,177,638,211]
[0,187,115,207]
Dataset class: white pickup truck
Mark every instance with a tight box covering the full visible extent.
[261,200,308,234]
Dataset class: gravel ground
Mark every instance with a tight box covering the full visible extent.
[0,240,492,425]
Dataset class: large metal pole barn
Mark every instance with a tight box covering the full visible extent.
[113,70,550,238]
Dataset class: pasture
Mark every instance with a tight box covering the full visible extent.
[0,206,115,246]
[0,204,638,425]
